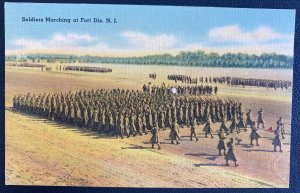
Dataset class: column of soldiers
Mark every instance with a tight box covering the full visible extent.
[64,66,112,73]
[211,76,291,90]
[13,88,242,139]
[143,84,218,95]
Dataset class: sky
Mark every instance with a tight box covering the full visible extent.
[5,3,296,56]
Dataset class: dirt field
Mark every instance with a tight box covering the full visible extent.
[5,65,292,187]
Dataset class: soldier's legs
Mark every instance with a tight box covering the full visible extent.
[256,139,259,146]
[281,127,285,139]
[250,138,253,145]
[143,125,148,134]
[120,128,124,139]
[210,130,214,138]
[195,133,199,141]
[157,143,161,150]
[138,126,143,136]
[234,161,239,167]
[219,149,222,156]
[225,159,229,166]
[125,128,130,138]
[98,123,102,133]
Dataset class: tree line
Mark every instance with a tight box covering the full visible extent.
[6,51,293,68]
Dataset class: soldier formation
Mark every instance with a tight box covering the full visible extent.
[64,66,112,73]
[12,86,244,139]
[212,76,292,90]
[143,83,217,95]
[9,63,45,68]
[12,84,288,166]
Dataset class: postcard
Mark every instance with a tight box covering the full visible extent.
[4,2,295,188]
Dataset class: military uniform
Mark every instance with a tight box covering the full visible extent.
[229,114,240,133]
[217,130,226,156]
[190,118,198,141]
[250,125,261,146]
[257,109,265,129]
[246,110,254,128]
[237,112,247,132]
[219,118,229,135]
[225,138,238,166]
[129,113,137,137]
[150,125,161,149]
[272,128,283,152]
[276,117,285,139]
[170,123,180,144]
[203,117,214,138]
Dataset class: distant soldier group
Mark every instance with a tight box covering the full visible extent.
[65,66,112,73]
[212,76,291,90]
[142,83,217,95]
[149,73,157,79]
[9,63,46,68]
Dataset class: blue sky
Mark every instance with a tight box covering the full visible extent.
[5,3,296,56]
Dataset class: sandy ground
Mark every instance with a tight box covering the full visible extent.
[5,65,292,187]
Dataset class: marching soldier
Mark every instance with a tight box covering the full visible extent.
[142,112,148,134]
[272,126,283,152]
[257,108,265,129]
[170,122,180,144]
[82,106,89,129]
[246,109,254,128]
[116,112,125,139]
[229,114,240,133]
[276,117,285,139]
[203,116,214,138]
[92,108,99,131]
[219,117,229,135]
[225,138,239,167]
[238,112,247,132]
[98,109,104,134]
[190,118,199,141]
[158,109,166,131]
[250,124,261,146]
[217,130,226,156]
[150,124,161,149]
[136,113,144,136]
[129,112,137,137]
[124,113,130,137]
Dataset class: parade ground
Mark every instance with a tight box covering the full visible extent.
[5,64,292,188]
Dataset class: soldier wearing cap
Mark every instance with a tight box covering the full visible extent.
[150,123,161,149]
